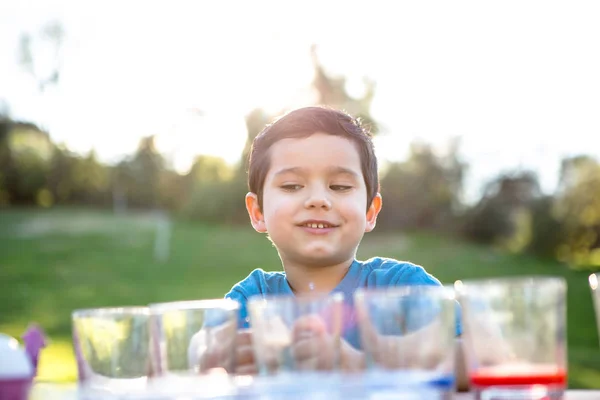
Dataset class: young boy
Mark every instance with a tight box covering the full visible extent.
[213,106,463,377]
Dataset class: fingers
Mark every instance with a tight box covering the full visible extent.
[235,329,259,375]
[236,343,255,368]
[291,333,337,370]
[211,320,237,342]
[235,363,258,375]
[201,346,233,372]
[291,341,320,370]
[340,339,366,372]
[354,301,380,359]
[291,314,328,370]
[292,314,328,340]
[291,337,318,362]
[236,329,253,347]
[188,322,238,373]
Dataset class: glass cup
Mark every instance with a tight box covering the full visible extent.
[353,285,457,395]
[147,299,239,398]
[247,293,344,375]
[456,276,567,400]
[71,306,151,394]
[589,273,600,348]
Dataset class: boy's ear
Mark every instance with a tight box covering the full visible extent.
[365,193,382,232]
[245,192,267,233]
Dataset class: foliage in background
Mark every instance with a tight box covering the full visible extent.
[378,140,465,231]
[2,42,600,270]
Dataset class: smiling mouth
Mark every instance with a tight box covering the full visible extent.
[300,222,337,229]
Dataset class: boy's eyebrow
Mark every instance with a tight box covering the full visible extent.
[272,166,360,178]
[272,167,305,177]
[326,166,361,178]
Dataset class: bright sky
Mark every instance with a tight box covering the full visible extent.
[1,0,600,202]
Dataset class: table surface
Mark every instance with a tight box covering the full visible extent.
[30,383,600,399]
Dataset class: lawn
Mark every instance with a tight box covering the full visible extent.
[0,208,598,388]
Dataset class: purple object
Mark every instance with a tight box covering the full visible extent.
[0,325,47,400]
[21,324,47,376]
[0,378,31,400]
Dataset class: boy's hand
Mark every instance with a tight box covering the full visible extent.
[290,314,367,372]
[291,314,339,370]
[339,339,366,372]
[235,329,258,375]
[357,306,446,369]
[188,320,237,373]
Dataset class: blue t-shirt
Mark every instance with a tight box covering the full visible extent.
[225,257,461,349]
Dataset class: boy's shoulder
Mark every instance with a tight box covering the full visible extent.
[225,268,288,301]
[357,256,442,287]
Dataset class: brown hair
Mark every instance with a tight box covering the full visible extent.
[247,106,379,211]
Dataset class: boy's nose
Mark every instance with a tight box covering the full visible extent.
[304,190,332,210]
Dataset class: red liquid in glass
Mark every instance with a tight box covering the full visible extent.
[470,364,567,387]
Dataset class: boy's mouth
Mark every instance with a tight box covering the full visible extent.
[298,220,338,229]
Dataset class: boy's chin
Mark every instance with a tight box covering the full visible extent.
[294,251,352,268]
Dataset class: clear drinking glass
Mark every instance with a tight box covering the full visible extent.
[71,306,151,394]
[148,299,239,375]
[248,293,344,375]
[353,285,457,395]
[145,299,239,398]
[456,276,567,400]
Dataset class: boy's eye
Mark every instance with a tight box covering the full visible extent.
[281,184,303,191]
[330,185,352,191]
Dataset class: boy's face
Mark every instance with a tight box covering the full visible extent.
[246,132,382,268]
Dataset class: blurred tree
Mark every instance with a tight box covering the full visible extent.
[378,140,466,231]
[0,115,12,205]
[18,20,64,92]
[238,108,274,175]
[311,44,379,134]
[528,195,564,260]
[552,155,600,268]
[158,169,187,212]
[114,136,165,209]
[187,155,233,185]
[182,155,240,223]
[462,170,541,251]
[213,108,284,224]
[52,149,110,205]
[0,121,54,205]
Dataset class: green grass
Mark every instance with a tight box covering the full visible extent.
[0,208,599,388]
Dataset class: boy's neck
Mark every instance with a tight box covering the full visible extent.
[284,257,354,296]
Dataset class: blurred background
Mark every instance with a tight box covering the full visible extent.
[1,0,600,388]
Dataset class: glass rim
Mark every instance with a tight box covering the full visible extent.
[148,298,239,313]
[72,306,150,318]
[354,285,456,301]
[247,292,345,305]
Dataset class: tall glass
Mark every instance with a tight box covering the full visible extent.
[456,276,567,400]
[353,285,457,395]
[72,306,151,394]
[589,273,600,348]
[248,293,344,375]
